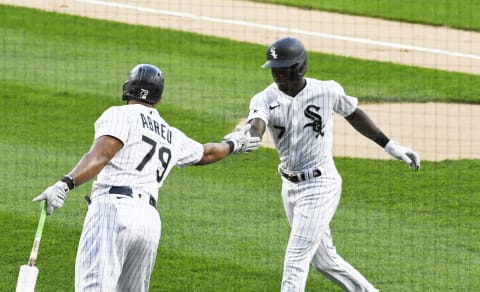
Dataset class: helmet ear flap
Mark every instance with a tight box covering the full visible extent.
[122,81,129,101]
[294,61,307,78]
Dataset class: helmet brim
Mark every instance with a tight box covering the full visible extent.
[261,59,297,69]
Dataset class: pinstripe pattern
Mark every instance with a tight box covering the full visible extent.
[75,195,160,291]
[92,104,203,201]
[248,78,357,172]
[248,79,378,292]
[75,104,204,291]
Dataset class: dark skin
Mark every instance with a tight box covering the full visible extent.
[249,67,388,145]
[67,99,231,187]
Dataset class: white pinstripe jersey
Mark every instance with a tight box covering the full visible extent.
[248,78,358,173]
[91,104,204,200]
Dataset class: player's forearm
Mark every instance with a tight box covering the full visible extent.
[67,152,111,187]
[345,108,390,147]
[248,119,266,138]
[196,142,231,165]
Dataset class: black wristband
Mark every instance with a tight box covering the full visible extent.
[374,132,390,148]
[226,141,235,154]
[61,175,76,190]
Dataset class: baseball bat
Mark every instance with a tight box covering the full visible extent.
[15,201,47,292]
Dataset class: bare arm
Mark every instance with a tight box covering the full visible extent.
[67,135,123,186]
[195,142,232,165]
[33,135,123,214]
[344,107,390,147]
[195,121,263,165]
[248,118,267,139]
[346,107,420,170]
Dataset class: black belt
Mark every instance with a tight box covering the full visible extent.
[109,186,156,208]
[280,169,321,183]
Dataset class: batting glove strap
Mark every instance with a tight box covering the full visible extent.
[61,175,76,190]
[225,140,235,154]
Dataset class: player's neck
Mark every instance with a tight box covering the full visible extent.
[282,78,306,97]
[127,100,155,108]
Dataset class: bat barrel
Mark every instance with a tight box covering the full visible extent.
[16,265,39,292]
[16,202,47,292]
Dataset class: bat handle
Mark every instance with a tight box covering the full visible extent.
[28,240,40,266]
[28,202,47,266]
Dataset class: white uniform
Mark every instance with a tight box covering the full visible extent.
[248,78,378,292]
[75,104,203,292]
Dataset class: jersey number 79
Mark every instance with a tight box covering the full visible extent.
[136,135,172,183]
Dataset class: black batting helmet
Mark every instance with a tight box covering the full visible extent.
[122,64,164,105]
[262,37,307,77]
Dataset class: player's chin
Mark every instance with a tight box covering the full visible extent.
[274,80,288,90]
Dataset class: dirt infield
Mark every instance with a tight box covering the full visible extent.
[245,103,480,161]
[4,0,480,161]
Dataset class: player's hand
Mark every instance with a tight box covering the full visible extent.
[223,124,261,154]
[244,134,261,153]
[32,181,70,214]
[384,140,421,171]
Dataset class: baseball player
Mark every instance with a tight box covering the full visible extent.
[32,64,260,292]
[246,37,420,291]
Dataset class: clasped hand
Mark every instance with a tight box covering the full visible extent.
[223,124,261,154]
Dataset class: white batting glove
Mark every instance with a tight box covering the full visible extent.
[32,181,70,214]
[244,135,261,152]
[223,124,261,154]
[384,140,421,171]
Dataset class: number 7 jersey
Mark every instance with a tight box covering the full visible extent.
[92,104,204,201]
[247,78,358,173]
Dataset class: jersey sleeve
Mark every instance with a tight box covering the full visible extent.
[94,106,129,144]
[172,128,204,167]
[247,92,269,125]
[331,81,358,117]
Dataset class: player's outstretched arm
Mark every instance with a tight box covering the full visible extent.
[345,107,420,170]
[196,124,261,165]
[195,142,232,165]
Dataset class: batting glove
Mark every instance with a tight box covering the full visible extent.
[384,140,421,171]
[33,181,70,214]
[244,135,261,152]
[223,124,261,154]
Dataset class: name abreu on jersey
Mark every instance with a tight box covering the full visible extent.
[139,113,172,144]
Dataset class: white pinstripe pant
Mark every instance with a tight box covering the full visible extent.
[280,175,378,292]
[75,194,161,292]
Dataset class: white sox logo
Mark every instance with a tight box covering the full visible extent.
[140,88,149,100]
[303,105,324,138]
[270,47,278,59]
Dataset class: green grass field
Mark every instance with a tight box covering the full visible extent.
[1,4,479,291]
[250,0,480,31]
